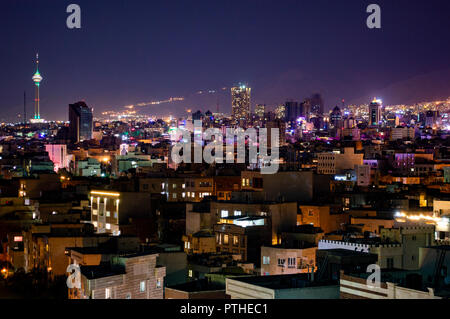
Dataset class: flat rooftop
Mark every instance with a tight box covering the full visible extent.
[227,273,335,290]
[80,264,125,280]
[166,279,224,292]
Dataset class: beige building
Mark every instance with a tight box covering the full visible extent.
[261,244,317,276]
[381,225,435,270]
[184,177,213,202]
[317,147,363,175]
[226,274,339,299]
[182,231,217,254]
[340,271,442,299]
[350,216,396,235]
[71,252,166,299]
[299,205,348,234]
[90,190,152,235]
[318,239,403,269]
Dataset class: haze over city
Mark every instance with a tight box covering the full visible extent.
[1,0,450,121]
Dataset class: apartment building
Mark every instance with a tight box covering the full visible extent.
[214,222,269,265]
[261,242,317,276]
[298,205,349,234]
[240,170,327,203]
[211,200,297,246]
[340,270,443,299]
[71,251,166,299]
[317,147,363,175]
[182,230,217,254]
[90,190,153,235]
[318,239,402,269]
[381,224,435,270]
[226,274,339,299]
[184,177,214,202]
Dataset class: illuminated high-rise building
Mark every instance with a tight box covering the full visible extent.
[285,100,301,123]
[330,106,343,128]
[231,84,251,125]
[275,104,286,120]
[69,101,93,143]
[369,98,382,127]
[310,93,324,116]
[255,104,265,118]
[31,53,45,123]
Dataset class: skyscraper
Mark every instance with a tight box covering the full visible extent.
[301,98,311,122]
[231,84,251,125]
[31,53,44,123]
[330,106,342,128]
[275,104,286,120]
[310,93,324,116]
[285,100,301,123]
[369,98,382,127]
[255,104,265,118]
[69,101,93,143]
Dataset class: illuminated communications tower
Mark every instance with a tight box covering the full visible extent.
[31,53,44,123]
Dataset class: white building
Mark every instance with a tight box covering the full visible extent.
[261,245,317,276]
[318,239,403,269]
[45,144,69,172]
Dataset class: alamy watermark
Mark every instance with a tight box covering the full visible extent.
[66,4,81,29]
[366,263,381,288]
[66,263,81,289]
[65,4,380,30]
[366,4,381,29]
[170,121,280,174]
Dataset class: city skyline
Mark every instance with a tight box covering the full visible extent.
[1,0,450,303]
[1,0,450,121]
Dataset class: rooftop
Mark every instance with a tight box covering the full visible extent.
[227,273,335,290]
[166,279,224,293]
[80,263,125,280]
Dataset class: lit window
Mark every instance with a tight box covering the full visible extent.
[156,278,161,288]
[221,210,228,218]
[105,288,111,299]
[224,235,229,245]
[263,256,270,265]
[106,211,110,217]
[234,210,241,216]
[188,269,193,277]
[106,223,111,230]
[140,281,146,292]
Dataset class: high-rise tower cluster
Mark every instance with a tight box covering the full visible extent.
[231,84,251,125]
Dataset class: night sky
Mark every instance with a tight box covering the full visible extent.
[1,0,450,121]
